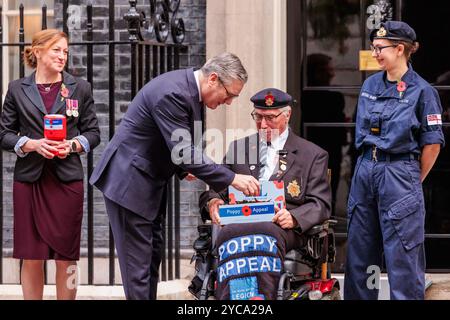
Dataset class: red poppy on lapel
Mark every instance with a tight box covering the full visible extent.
[61,83,69,98]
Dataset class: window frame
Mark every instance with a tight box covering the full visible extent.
[1,1,55,102]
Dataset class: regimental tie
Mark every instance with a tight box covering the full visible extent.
[258,140,271,180]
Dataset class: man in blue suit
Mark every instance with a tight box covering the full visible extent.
[90,52,259,299]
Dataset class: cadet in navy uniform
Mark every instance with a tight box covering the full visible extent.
[344,21,445,300]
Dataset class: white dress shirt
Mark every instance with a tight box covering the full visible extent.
[194,70,202,103]
[259,128,289,180]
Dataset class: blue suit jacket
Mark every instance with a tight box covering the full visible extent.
[90,68,235,220]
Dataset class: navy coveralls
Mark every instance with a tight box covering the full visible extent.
[344,65,445,300]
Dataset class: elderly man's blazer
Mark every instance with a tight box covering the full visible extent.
[0,71,100,182]
[199,130,332,233]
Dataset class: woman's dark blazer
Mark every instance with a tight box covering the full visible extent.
[0,71,100,183]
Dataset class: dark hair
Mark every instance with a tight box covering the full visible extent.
[23,29,68,69]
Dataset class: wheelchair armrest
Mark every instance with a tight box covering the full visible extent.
[328,219,338,227]
[305,219,338,236]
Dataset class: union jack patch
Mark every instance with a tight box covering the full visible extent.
[427,114,442,126]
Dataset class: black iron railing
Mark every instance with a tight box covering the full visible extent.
[0,0,187,285]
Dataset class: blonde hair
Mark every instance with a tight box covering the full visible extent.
[391,40,420,61]
[23,29,68,69]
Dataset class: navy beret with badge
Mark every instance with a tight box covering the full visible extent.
[370,20,417,43]
[250,88,293,109]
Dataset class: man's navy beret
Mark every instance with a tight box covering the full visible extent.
[250,88,292,109]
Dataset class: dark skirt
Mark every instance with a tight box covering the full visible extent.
[13,164,84,261]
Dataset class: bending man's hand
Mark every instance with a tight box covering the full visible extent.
[272,206,298,229]
[231,174,260,196]
[208,198,224,225]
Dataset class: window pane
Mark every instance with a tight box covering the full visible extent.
[3,1,55,81]
[424,131,450,235]
[8,15,55,43]
[425,238,450,270]
[7,0,51,10]
[402,1,450,84]
[306,0,361,86]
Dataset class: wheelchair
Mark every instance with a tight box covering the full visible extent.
[188,219,341,300]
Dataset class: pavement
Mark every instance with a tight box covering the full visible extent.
[1,255,450,300]
[0,256,197,300]
[424,274,450,300]
[0,281,193,300]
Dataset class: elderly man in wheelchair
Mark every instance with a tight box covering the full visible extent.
[189,88,340,300]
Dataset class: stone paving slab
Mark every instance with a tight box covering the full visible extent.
[0,279,194,300]
[425,274,450,300]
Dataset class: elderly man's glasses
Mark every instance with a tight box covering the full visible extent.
[251,111,284,123]
[218,77,239,99]
[370,44,398,54]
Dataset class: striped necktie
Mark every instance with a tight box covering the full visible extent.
[259,141,271,180]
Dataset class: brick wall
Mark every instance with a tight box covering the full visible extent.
[2,0,206,254]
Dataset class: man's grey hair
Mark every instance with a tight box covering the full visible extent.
[201,52,248,85]
[280,106,291,115]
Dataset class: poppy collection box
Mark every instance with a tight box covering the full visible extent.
[218,180,285,225]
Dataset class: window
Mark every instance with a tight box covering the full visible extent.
[1,0,54,100]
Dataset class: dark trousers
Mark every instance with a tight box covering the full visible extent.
[104,196,163,300]
[344,157,425,300]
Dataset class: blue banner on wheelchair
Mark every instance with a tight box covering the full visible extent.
[229,276,265,300]
[218,234,278,260]
[214,222,293,300]
[218,255,281,282]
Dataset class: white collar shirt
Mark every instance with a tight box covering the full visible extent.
[259,128,289,180]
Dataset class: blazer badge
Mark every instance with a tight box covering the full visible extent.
[265,92,275,106]
[287,179,301,198]
[376,27,387,37]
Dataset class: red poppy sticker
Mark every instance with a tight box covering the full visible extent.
[61,83,69,99]
[397,81,406,92]
[61,88,69,97]
[229,193,236,205]
[273,181,284,189]
[242,205,252,216]
[397,81,407,98]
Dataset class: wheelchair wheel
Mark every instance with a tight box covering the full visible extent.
[199,270,216,300]
[320,287,341,300]
[277,272,295,300]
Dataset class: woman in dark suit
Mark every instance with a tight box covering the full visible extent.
[0,29,100,299]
